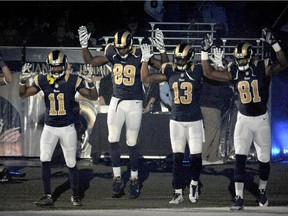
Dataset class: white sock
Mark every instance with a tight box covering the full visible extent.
[190,180,198,186]
[259,180,268,190]
[113,167,121,177]
[175,189,183,195]
[235,182,244,198]
[130,170,138,179]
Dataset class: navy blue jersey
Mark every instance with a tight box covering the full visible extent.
[162,63,203,122]
[229,60,270,116]
[33,73,85,127]
[105,43,143,100]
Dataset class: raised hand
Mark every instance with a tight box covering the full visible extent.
[140,44,153,62]
[151,28,166,53]
[20,63,33,80]
[209,47,225,69]
[79,64,94,83]
[78,26,91,48]
[201,34,213,52]
[261,27,278,45]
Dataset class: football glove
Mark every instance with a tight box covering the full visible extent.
[261,27,278,45]
[209,47,225,69]
[201,34,213,52]
[79,64,94,83]
[152,28,166,53]
[20,63,33,80]
[140,44,153,62]
[78,26,91,48]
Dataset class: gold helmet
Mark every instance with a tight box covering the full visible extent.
[173,43,195,71]
[114,30,133,59]
[233,42,253,71]
[46,50,67,79]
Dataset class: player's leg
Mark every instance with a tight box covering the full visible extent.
[35,125,59,206]
[169,120,187,204]
[254,112,271,207]
[60,124,82,206]
[231,112,253,211]
[187,120,204,203]
[125,100,143,198]
[107,97,126,197]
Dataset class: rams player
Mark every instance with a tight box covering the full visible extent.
[19,50,98,206]
[200,28,288,210]
[141,43,204,204]
[78,26,169,199]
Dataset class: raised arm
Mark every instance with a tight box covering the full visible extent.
[0,58,12,85]
[261,28,288,76]
[77,64,98,100]
[149,28,169,69]
[140,44,167,84]
[78,26,109,66]
[201,34,231,82]
[19,63,39,97]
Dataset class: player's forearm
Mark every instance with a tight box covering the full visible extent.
[1,63,12,85]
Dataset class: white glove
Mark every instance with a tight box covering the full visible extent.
[78,26,91,48]
[20,63,33,80]
[152,28,165,53]
[209,48,225,69]
[140,44,153,62]
[201,34,213,51]
[79,64,94,83]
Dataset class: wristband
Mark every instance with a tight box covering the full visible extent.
[0,60,7,68]
[272,43,281,52]
[201,51,209,60]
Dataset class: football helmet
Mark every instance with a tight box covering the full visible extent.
[173,43,195,71]
[114,30,133,59]
[46,50,67,79]
[233,42,253,71]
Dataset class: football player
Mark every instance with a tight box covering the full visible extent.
[19,50,98,207]
[78,26,169,199]
[200,28,288,210]
[141,43,204,204]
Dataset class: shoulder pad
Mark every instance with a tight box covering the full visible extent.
[264,58,269,67]
[161,62,172,74]
[132,46,140,55]
[227,62,233,72]
[104,43,113,54]
[252,59,258,67]
[189,63,195,71]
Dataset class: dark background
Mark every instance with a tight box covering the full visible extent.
[0,1,287,46]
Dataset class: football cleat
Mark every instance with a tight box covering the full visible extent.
[129,177,140,199]
[71,196,83,206]
[230,195,244,211]
[189,184,200,203]
[112,176,124,197]
[258,189,269,207]
[34,194,54,207]
[169,193,184,204]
